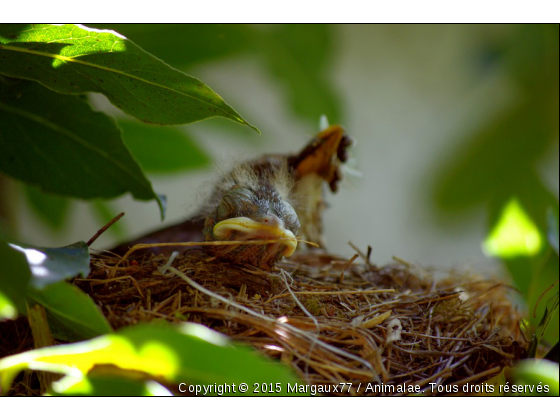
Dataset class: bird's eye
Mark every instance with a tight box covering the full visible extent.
[216,187,258,220]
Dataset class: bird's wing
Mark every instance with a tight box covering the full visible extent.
[289,124,350,192]
[287,124,352,247]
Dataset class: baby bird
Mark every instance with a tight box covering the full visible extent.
[202,160,300,268]
[112,124,351,269]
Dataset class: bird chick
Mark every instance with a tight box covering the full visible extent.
[111,124,351,270]
[202,160,300,269]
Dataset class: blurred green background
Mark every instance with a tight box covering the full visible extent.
[1,24,558,344]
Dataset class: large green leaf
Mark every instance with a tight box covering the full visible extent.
[0,24,257,131]
[0,240,31,319]
[26,282,113,341]
[91,24,341,126]
[24,184,71,231]
[119,119,211,174]
[0,80,164,216]
[0,323,302,396]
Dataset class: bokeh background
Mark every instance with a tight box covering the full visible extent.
[2,24,558,285]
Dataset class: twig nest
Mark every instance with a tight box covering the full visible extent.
[77,248,526,395]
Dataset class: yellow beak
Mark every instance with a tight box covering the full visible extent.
[213,216,297,257]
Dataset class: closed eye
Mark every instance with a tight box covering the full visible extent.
[216,187,259,220]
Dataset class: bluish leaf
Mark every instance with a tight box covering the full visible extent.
[9,241,89,289]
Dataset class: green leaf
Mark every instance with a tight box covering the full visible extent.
[527,252,559,344]
[119,119,211,174]
[433,100,556,215]
[432,25,558,218]
[0,290,18,320]
[92,24,341,126]
[538,292,559,337]
[6,239,109,340]
[0,323,301,396]
[0,24,257,131]
[0,80,164,217]
[483,198,543,258]
[9,241,89,289]
[24,184,71,231]
[90,24,253,69]
[512,359,559,396]
[0,239,31,316]
[49,375,172,396]
[528,291,560,358]
[27,282,113,341]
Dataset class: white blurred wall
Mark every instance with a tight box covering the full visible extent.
[12,25,559,271]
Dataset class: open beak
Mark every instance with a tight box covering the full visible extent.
[213,215,297,257]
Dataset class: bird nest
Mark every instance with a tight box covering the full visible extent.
[66,243,526,396]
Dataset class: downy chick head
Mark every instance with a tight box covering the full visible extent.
[203,162,300,269]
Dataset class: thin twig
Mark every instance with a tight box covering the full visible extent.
[87,212,125,246]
